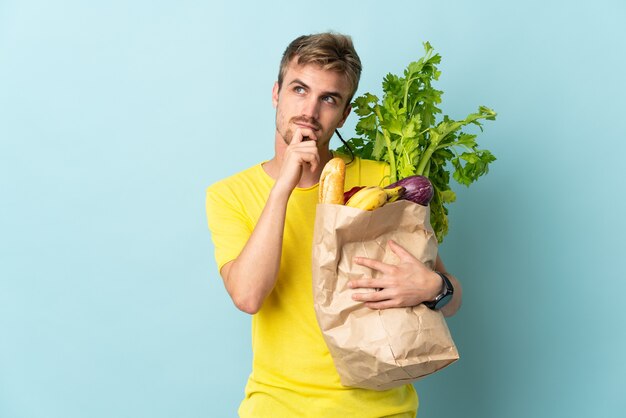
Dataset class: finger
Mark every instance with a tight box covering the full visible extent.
[310,152,320,173]
[292,127,317,144]
[301,128,318,142]
[352,289,391,303]
[291,129,304,144]
[306,157,319,174]
[348,277,385,289]
[388,240,417,262]
[291,148,320,173]
[364,300,398,310]
[353,256,393,274]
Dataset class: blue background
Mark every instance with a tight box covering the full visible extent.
[1,1,625,417]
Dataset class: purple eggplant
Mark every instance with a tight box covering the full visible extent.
[385,176,434,206]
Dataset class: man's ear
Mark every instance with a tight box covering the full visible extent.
[272,82,279,108]
[337,103,352,128]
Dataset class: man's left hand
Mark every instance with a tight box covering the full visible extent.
[349,240,442,310]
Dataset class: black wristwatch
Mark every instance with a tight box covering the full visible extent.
[424,272,454,310]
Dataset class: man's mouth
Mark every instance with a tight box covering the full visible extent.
[294,123,319,131]
[292,118,321,131]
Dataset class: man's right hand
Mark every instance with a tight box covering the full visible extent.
[222,127,322,314]
[221,126,319,314]
[274,127,320,194]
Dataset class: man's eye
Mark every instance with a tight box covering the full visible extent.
[294,86,305,94]
[323,96,336,104]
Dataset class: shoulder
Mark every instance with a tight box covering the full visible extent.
[335,152,388,170]
[354,157,389,172]
[336,153,391,187]
[206,162,276,220]
[206,163,266,196]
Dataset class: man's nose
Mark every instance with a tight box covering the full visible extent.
[301,96,321,120]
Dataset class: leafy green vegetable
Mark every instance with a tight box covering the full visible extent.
[336,42,497,242]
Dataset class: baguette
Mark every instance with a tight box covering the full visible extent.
[319,157,346,204]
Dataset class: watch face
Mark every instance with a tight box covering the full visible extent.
[434,273,453,310]
[435,293,452,310]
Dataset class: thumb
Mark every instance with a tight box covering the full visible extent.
[290,129,305,145]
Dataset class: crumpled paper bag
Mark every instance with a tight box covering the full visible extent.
[312,200,459,390]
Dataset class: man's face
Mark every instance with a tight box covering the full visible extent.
[272,59,352,148]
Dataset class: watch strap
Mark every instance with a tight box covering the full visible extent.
[424,271,454,310]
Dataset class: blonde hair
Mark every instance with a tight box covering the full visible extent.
[277,33,362,104]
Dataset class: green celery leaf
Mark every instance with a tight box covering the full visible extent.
[353,93,379,116]
[454,133,478,150]
[398,163,416,179]
[383,118,403,136]
[382,73,404,98]
[372,130,386,160]
[440,189,456,203]
[356,113,378,133]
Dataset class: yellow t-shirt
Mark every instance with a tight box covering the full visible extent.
[206,155,418,418]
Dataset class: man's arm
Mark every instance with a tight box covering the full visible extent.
[219,185,290,314]
[220,130,320,314]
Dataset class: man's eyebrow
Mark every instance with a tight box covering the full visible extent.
[288,78,345,101]
[288,78,309,89]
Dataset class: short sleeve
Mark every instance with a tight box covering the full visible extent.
[205,181,252,272]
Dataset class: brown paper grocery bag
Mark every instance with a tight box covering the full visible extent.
[312,200,459,391]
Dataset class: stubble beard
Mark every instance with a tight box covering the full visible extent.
[276,111,325,146]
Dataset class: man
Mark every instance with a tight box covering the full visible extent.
[206,32,462,418]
